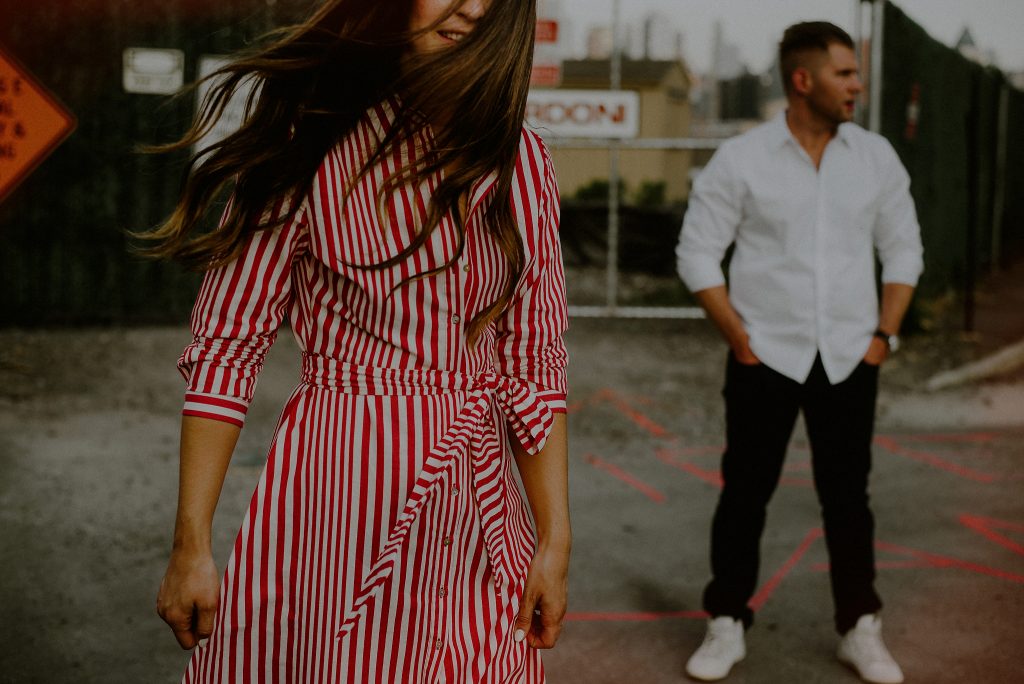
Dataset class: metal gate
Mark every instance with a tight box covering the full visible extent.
[546,0,889,320]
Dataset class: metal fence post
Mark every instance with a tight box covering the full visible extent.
[991,82,1009,272]
[868,0,885,133]
[606,0,622,313]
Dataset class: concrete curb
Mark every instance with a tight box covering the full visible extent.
[925,337,1024,391]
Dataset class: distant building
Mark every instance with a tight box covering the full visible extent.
[546,58,693,203]
[642,12,680,61]
[711,20,746,80]
[691,20,749,122]
[586,27,613,59]
[718,70,761,121]
[759,57,787,121]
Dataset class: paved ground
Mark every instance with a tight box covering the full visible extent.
[0,313,1022,683]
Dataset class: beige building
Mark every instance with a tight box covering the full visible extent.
[548,58,693,204]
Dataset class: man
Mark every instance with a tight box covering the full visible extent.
[676,22,923,684]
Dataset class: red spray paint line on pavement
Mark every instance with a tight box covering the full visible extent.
[959,514,1024,557]
[566,527,827,622]
[670,445,724,458]
[814,539,1024,584]
[582,453,667,504]
[654,448,723,488]
[593,388,674,439]
[564,609,708,622]
[874,540,1024,584]
[748,527,825,610]
[653,448,812,489]
[873,435,997,483]
[896,432,997,444]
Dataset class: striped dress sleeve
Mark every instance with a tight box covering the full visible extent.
[177,196,310,427]
[494,140,569,413]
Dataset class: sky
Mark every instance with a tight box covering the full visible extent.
[552,0,1024,74]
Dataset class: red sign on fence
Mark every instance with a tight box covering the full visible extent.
[0,45,76,203]
[536,19,559,44]
[531,63,562,88]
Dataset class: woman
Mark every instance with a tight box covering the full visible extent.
[149,0,571,681]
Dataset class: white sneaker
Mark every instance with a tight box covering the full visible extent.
[685,616,745,681]
[837,614,905,684]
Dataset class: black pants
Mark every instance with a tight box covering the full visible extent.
[702,354,883,634]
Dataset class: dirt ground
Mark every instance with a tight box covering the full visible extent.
[0,316,1022,683]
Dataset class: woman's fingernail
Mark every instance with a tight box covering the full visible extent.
[198,638,209,648]
[513,629,525,643]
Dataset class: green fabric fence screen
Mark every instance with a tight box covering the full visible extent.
[1,1,1022,325]
[882,2,1024,300]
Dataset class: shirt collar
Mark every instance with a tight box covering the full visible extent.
[835,122,855,146]
[772,109,855,149]
[769,110,794,149]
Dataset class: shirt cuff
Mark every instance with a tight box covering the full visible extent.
[677,255,727,293]
[880,259,923,286]
[535,388,567,413]
[182,392,249,428]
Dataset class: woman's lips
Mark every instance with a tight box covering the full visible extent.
[438,30,465,43]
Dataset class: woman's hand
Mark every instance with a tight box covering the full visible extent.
[159,416,239,649]
[513,541,570,649]
[157,547,220,650]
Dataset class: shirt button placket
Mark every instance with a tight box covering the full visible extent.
[434,477,458,673]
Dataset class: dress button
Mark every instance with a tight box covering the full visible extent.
[439,588,448,598]
[452,486,460,496]
[452,314,461,324]
[435,638,443,649]
[442,537,452,547]
[463,263,470,273]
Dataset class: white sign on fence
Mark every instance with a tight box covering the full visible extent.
[122,48,184,95]
[526,89,640,139]
[193,55,260,156]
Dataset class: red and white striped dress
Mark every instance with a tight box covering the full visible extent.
[176,97,567,683]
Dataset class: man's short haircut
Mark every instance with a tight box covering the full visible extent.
[779,22,855,94]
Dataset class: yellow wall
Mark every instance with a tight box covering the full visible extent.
[549,66,693,204]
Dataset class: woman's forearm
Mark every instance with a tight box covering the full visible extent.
[512,413,571,549]
[173,416,241,552]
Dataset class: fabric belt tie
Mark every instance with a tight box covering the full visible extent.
[297,355,554,638]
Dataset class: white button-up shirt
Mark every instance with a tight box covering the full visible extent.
[676,112,924,384]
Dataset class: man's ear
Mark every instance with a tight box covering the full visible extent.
[791,66,813,96]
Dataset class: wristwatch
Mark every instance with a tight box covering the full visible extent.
[873,328,900,353]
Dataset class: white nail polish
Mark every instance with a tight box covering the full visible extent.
[513,629,525,643]
[198,637,209,648]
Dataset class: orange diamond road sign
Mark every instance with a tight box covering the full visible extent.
[0,45,76,204]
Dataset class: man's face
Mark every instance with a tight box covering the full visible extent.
[806,43,863,125]
[408,0,489,55]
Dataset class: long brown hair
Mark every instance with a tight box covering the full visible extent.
[140,0,537,344]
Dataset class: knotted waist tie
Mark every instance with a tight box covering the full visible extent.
[297,354,555,638]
